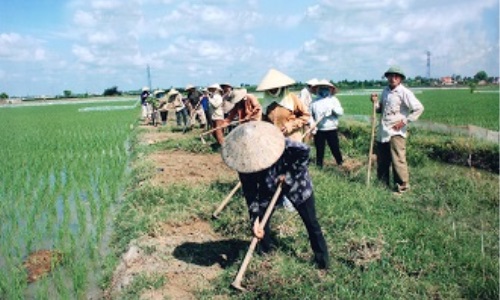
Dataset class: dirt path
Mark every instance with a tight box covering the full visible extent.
[107,125,237,299]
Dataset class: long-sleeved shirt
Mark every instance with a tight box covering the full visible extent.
[376,84,424,142]
[225,93,262,122]
[209,93,224,120]
[239,139,313,223]
[264,93,310,141]
[309,95,344,131]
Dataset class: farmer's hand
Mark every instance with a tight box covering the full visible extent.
[392,119,406,131]
[253,219,264,239]
[370,93,378,103]
[281,122,294,134]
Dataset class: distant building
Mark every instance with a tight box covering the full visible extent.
[440,76,455,86]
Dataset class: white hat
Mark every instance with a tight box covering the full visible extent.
[142,86,150,91]
[230,88,248,104]
[207,84,223,91]
[167,89,180,96]
[185,84,195,90]
[306,78,318,86]
[313,79,335,88]
[222,121,285,173]
[256,68,296,91]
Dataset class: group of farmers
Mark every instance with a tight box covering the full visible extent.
[141,66,424,272]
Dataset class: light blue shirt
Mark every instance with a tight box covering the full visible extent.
[310,95,344,131]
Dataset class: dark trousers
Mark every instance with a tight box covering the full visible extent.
[176,108,188,126]
[294,195,329,269]
[239,172,329,269]
[314,129,343,167]
[160,111,168,124]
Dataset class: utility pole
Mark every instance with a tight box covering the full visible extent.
[147,65,152,91]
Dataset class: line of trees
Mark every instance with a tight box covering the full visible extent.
[1,71,496,100]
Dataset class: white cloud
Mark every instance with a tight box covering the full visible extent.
[2,0,498,96]
[0,33,46,61]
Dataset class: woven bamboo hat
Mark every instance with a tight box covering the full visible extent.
[256,68,296,91]
[222,121,285,173]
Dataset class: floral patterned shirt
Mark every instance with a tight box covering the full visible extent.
[239,139,313,222]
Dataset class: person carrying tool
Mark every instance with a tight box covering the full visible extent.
[222,121,329,270]
[185,84,207,129]
[207,84,225,147]
[222,88,262,125]
[309,79,344,168]
[256,68,310,142]
[167,89,188,127]
[370,66,424,195]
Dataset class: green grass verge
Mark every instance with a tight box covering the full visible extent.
[107,121,498,299]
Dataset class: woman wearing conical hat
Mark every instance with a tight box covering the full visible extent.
[221,121,329,269]
[256,68,311,141]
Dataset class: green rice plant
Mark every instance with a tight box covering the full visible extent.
[340,88,499,131]
[0,99,138,298]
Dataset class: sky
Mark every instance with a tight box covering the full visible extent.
[0,0,498,97]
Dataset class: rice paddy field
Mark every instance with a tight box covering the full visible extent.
[339,88,499,131]
[0,87,498,298]
[0,98,138,299]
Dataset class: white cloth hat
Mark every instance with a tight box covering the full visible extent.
[142,86,150,91]
[222,121,285,173]
[256,68,296,91]
[306,78,318,86]
[313,79,335,88]
[230,88,248,104]
[167,89,180,96]
[185,84,195,90]
[208,84,223,91]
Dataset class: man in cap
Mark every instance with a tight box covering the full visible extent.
[185,84,207,129]
[222,121,329,269]
[207,84,225,146]
[257,68,310,142]
[370,66,424,194]
[222,88,262,125]
[309,79,344,168]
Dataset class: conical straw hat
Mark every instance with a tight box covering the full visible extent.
[222,121,285,173]
[256,68,296,91]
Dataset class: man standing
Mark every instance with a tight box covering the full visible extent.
[185,84,207,129]
[370,66,424,194]
[207,84,225,146]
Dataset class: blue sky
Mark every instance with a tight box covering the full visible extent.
[0,0,498,96]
